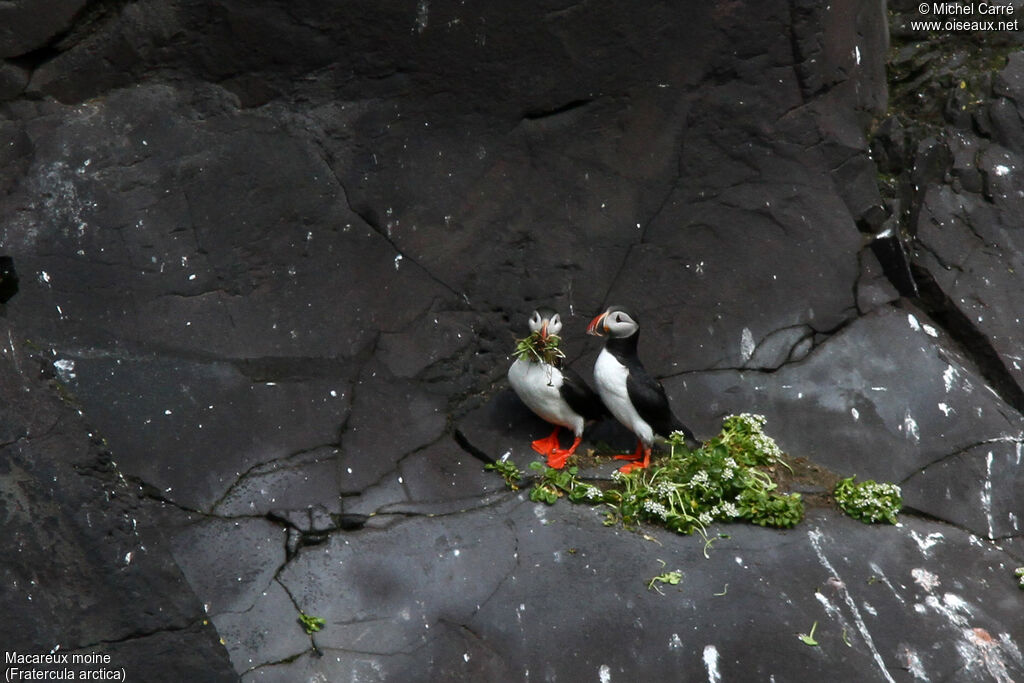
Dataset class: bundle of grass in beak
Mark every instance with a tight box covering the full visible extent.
[513,330,566,365]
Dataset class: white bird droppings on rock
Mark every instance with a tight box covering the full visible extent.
[942,364,958,392]
[910,531,944,555]
[54,359,76,382]
[982,451,995,540]
[703,645,721,683]
[911,568,940,592]
[903,411,920,442]
[740,328,755,362]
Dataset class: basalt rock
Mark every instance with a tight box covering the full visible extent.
[1,0,1022,681]
[0,255,17,303]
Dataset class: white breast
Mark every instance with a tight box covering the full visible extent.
[593,348,653,446]
[508,359,586,436]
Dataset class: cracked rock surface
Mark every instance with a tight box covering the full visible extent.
[1,0,1022,680]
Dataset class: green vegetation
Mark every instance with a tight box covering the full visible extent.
[1015,567,1024,589]
[493,414,804,542]
[484,458,523,490]
[601,414,804,535]
[527,462,602,504]
[833,476,902,524]
[298,612,326,635]
[647,561,683,595]
[798,621,819,647]
[513,330,565,365]
[487,414,909,542]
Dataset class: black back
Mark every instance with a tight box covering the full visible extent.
[559,364,608,422]
[606,332,696,442]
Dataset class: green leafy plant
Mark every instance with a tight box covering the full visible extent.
[648,568,683,595]
[513,330,566,365]
[798,621,819,646]
[528,462,603,504]
[601,414,804,535]
[833,476,902,524]
[298,612,326,635]
[1015,567,1024,589]
[485,414,805,546]
[485,458,523,490]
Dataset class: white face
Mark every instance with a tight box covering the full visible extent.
[602,309,638,338]
[528,310,562,336]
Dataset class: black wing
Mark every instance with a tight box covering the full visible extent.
[625,364,696,443]
[560,365,608,422]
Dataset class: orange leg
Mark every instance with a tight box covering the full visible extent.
[617,441,651,473]
[531,426,561,456]
[547,435,583,469]
[614,440,646,461]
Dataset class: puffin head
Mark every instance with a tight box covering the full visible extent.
[586,305,639,339]
[528,306,562,340]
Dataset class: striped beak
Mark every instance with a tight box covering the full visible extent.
[586,311,608,336]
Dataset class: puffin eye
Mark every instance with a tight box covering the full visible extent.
[615,314,623,323]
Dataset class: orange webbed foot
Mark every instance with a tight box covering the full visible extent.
[617,444,651,473]
[613,441,646,462]
[546,436,582,469]
[531,427,561,456]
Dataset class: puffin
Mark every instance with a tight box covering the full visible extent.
[586,305,699,473]
[507,307,606,469]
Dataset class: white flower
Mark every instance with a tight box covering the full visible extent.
[689,470,710,488]
[584,485,604,501]
[698,512,712,525]
[728,413,767,428]
[654,481,676,499]
[751,433,783,460]
[720,501,740,518]
[643,500,670,520]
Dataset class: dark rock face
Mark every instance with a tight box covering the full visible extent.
[0,329,235,679]
[1,0,1022,681]
[0,255,17,302]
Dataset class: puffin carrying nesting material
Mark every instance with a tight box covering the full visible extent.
[587,305,700,473]
[507,307,605,469]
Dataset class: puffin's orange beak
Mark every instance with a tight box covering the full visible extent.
[539,320,549,341]
[586,311,608,336]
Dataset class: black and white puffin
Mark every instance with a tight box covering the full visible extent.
[508,307,605,469]
[586,305,699,473]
